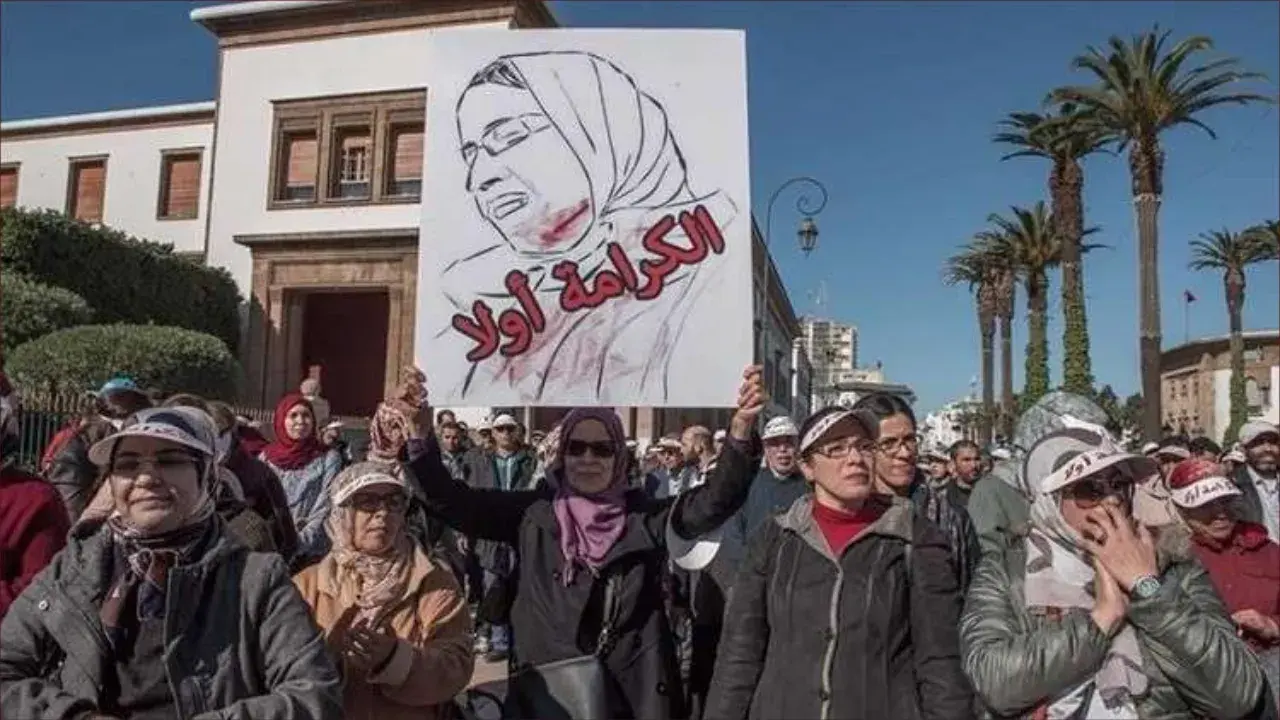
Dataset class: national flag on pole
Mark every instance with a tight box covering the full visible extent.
[1184,290,1197,303]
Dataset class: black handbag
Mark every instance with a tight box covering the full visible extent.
[505,572,625,720]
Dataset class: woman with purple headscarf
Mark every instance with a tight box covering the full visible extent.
[406,367,764,719]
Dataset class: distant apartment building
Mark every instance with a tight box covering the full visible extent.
[803,316,857,392]
[0,0,803,441]
[1160,329,1279,441]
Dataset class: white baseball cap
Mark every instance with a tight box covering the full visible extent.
[762,416,800,441]
[713,429,727,442]
[1027,428,1158,495]
[1239,420,1279,447]
[492,414,518,429]
[331,464,408,506]
[88,406,217,467]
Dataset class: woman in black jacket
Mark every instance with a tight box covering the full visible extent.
[406,366,765,719]
[705,406,974,720]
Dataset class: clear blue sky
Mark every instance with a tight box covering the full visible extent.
[2,1,1277,413]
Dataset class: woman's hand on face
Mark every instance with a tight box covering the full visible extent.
[1079,504,1159,592]
[1089,554,1128,636]
[1232,609,1280,642]
[729,365,766,441]
[343,618,398,676]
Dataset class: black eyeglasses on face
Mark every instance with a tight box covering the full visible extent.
[350,493,408,513]
[565,439,616,458]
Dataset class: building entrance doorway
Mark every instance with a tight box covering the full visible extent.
[301,290,389,417]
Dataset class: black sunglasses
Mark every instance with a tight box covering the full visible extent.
[564,440,616,458]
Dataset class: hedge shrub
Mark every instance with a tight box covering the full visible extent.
[0,208,242,352]
[1,271,95,354]
[7,324,240,400]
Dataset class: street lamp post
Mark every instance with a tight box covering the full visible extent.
[765,176,829,255]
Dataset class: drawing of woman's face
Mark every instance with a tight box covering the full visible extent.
[459,82,595,255]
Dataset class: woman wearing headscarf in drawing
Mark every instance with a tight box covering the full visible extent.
[439,50,739,404]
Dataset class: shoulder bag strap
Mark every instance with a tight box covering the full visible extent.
[593,572,623,657]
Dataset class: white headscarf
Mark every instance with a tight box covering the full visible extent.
[1023,430,1147,719]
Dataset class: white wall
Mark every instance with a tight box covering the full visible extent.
[0,123,212,253]
[206,21,510,294]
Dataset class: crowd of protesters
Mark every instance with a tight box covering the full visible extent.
[0,365,1277,719]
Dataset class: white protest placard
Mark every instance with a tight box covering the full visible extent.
[416,29,752,408]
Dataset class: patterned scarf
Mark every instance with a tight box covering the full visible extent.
[1026,462,1146,719]
[324,462,415,621]
[100,494,216,649]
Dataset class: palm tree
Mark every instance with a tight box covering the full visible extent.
[944,245,1000,443]
[1244,219,1280,258]
[992,249,1018,439]
[1051,26,1272,440]
[980,202,1102,409]
[994,104,1110,395]
[1189,228,1277,442]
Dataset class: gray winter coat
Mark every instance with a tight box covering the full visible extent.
[961,527,1268,719]
[706,494,974,720]
[0,519,343,720]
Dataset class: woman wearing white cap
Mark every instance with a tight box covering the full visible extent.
[294,461,473,720]
[707,405,973,720]
[1167,457,1280,702]
[0,407,342,720]
[962,427,1268,720]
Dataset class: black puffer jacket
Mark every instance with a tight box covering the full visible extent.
[705,494,974,720]
[408,432,760,720]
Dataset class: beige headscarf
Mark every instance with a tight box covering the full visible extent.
[324,461,415,620]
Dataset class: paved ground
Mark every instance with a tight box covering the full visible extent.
[470,658,508,688]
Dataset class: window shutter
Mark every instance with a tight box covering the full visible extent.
[286,134,318,187]
[393,125,423,180]
[162,154,201,218]
[0,168,16,208]
[73,161,106,222]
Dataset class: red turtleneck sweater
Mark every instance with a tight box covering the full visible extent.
[812,499,885,556]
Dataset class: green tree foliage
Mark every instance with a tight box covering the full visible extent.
[0,208,242,352]
[1,271,94,355]
[7,324,241,400]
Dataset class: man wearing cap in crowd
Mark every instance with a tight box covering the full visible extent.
[319,419,353,467]
[1134,437,1192,530]
[1167,457,1280,702]
[922,447,951,490]
[1232,420,1280,543]
[712,429,727,459]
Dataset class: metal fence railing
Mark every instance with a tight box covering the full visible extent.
[13,390,369,473]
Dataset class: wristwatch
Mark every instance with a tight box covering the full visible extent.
[1129,574,1161,600]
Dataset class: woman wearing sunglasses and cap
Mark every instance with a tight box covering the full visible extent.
[962,427,1269,720]
[405,366,764,720]
[294,461,473,720]
[706,405,974,720]
[0,407,342,720]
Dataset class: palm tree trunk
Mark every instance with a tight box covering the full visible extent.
[1225,274,1248,442]
[1130,138,1164,441]
[1024,271,1051,405]
[999,313,1015,439]
[1055,159,1093,394]
[981,318,996,445]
